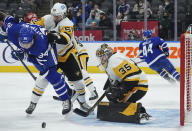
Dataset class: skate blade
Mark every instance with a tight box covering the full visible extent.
[140,117,155,124]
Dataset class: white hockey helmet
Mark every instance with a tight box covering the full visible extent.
[51,3,67,16]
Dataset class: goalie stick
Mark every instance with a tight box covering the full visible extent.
[73,92,106,117]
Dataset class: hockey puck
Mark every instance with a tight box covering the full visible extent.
[42,122,46,128]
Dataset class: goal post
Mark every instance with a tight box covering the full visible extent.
[180,33,192,126]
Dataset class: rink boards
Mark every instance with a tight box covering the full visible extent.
[0,41,180,74]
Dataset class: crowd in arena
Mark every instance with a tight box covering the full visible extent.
[0,0,190,41]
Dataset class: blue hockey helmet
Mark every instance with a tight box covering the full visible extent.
[19,25,35,49]
[143,30,152,38]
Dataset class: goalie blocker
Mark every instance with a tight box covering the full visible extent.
[97,101,149,124]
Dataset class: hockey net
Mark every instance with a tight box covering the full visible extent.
[180,33,192,126]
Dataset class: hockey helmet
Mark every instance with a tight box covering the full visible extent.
[101,43,109,49]
[143,30,152,38]
[96,45,113,65]
[51,3,67,17]
[19,25,35,49]
[25,12,38,23]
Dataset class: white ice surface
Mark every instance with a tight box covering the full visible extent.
[0,73,191,131]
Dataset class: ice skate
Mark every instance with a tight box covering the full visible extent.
[25,101,37,114]
[62,99,72,115]
[89,90,98,101]
[139,113,154,124]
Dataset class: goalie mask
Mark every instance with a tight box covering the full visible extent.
[96,45,113,65]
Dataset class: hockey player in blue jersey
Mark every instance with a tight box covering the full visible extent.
[0,11,72,115]
[139,30,180,83]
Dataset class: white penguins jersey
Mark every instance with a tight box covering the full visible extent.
[105,53,142,85]
[33,15,77,62]
[33,14,87,60]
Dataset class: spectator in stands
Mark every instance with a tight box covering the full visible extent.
[74,1,92,21]
[146,8,153,20]
[99,11,112,28]
[67,7,77,26]
[116,0,131,25]
[34,0,42,10]
[90,3,103,20]
[86,10,99,28]
[22,0,36,11]
[133,0,144,14]
[159,0,174,17]
[132,0,151,19]
[25,12,38,23]
[76,8,89,26]
[158,11,171,40]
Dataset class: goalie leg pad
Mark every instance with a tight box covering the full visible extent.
[97,102,142,124]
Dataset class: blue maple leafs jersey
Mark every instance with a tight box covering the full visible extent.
[2,16,58,73]
[139,36,169,66]
[2,16,48,56]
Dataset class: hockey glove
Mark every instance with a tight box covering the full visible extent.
[11,49,27,61]
[47,31,68,45]
[164,51,169,57]
[47,31,61,43]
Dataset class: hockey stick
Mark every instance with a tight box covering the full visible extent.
[53,96,61,101]
[135,60,145,64]
[5,39,37,80]
[73,92,106,117]
[53,92,79,103]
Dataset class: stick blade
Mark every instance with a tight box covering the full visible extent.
[53,96,61,101]
[73,108,89,117]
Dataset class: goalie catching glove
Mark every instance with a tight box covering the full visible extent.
[104,78,139,103]
[105,79,131,103]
